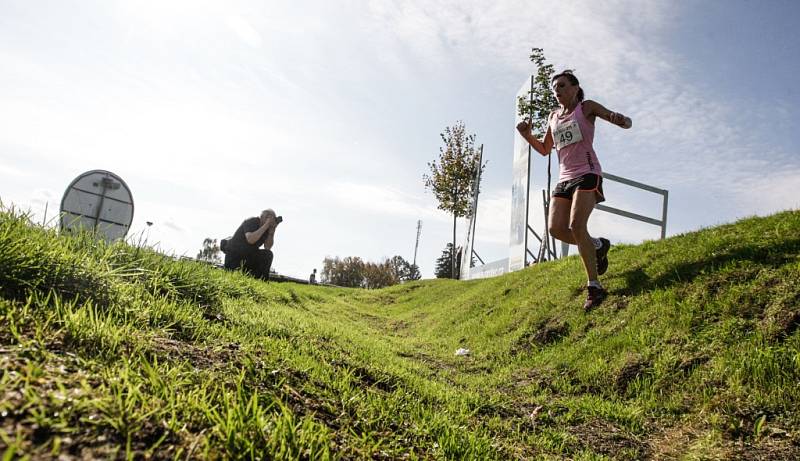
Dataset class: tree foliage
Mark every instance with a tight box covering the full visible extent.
[321,255,418,288]
[517,47,559,138]
[423,121,484,279]
[196,238,221,264]
[362,260,398,289]
[423,121,483,219]
[321,256,365,288]
[434,243,461,279]
[388,255,421,282]
[406,263,422,281]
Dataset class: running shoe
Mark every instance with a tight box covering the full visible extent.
[596,238,611,276]
[583,285,607,311]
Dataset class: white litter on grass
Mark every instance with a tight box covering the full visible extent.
[454,348,471,356]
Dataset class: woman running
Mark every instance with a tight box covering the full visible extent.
[516,70,631,310]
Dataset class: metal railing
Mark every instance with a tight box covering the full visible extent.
[526,172,669,262]
[596,172,669,240]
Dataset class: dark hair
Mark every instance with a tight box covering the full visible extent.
[551,70,584,102]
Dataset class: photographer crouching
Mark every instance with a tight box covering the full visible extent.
[222,209,282,280]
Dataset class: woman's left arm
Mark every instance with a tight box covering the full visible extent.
[584,100,632,129]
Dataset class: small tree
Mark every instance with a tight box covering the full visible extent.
[341,257,366,287]
[196,238,221,264]
[423,121,484,279]
[517,47,559,138]
[406,264,421,281]
[363,260,399,289]
[434,243,461,279]
[321,257,338,285]
[321,256,366,287]
[388,255,421,282]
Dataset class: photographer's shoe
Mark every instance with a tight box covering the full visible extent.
[596,238,611,276]
[583,285,607,311]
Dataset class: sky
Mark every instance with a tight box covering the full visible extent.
[1,0,799,279]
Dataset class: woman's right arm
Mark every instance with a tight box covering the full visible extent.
[516,119,554,156]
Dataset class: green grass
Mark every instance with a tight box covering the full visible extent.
[1,207,799,460]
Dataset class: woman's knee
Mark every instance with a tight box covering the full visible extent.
[550,225,570,240]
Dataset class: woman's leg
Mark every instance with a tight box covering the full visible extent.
[549,197,576,244]
[570,191,599,282]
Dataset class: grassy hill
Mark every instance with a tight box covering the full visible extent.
[1,208,799,460]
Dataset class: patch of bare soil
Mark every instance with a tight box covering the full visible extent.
[675,355,710,374]
[396,350,455,373]
[571,419,649,459]
[724,434,800,461]
[615,356,651,395]
[505,367,560,395]
[146,336,239,371]
[647,420,800,460]
[761,308,800,340]
[511,319,570,355]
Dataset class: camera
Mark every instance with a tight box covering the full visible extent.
[276,216,283,223]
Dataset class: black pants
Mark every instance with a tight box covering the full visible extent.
[224,249,273,280]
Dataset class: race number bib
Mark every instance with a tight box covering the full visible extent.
[553,119,583,150]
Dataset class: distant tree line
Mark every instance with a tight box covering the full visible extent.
[321,255,420,288]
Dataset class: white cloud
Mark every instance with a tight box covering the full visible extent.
[226,15,263,48]
[0,164,29,178]
[732,168,800,216]
[325,181,447,222]
[2,0,798,279]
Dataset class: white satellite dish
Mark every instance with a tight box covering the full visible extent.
[60,170,134,241]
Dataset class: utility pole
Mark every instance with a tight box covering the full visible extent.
[412,220,422,267]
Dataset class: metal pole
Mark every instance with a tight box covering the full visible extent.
[452,189,457,278]
[469,145,483,267]
[93,178,110,233]
[541,190,548,261]
[661,190,669,240]
[523,74,534,266]
[527,224,544,243]
[542,189,557,260]
[413,220,422,266]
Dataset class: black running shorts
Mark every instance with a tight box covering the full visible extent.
[552,173,605,203]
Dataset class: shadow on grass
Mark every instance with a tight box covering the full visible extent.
[612,238,800,297]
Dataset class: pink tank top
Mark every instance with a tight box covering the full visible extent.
[549,102,602,182]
